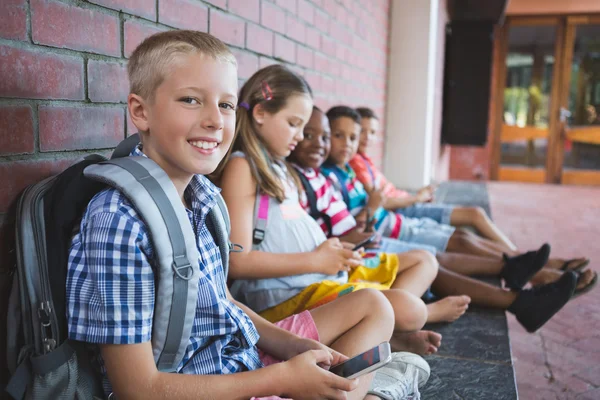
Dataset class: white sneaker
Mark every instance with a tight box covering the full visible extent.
[367,352,431,400]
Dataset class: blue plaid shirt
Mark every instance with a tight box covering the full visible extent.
[66,146,262,395]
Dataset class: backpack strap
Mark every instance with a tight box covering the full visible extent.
[83,156,199,373]
[358,154,377,189]
[111,133,140,159]
[252,188,269,246]
[296,171,320,219]
[296,170,333,236]
[206,193,241,280]
[326,167,350,206]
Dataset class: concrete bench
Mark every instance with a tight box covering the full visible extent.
[421,181,518,400]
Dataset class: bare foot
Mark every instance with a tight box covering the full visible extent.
[531,268,595,291]
[545,258,589,271]
[390,330,442,356]
[426,295,471,323]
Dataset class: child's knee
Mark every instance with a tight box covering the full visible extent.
[451,229,472,246]
[387,290,428,331]
[468,206,488,223]
[405,249,439,276]
[358,289,395,335]
[401,297,428,331]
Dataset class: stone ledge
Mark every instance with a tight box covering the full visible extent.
[421,181,518,400]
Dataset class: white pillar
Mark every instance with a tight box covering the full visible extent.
[384,0,441,189]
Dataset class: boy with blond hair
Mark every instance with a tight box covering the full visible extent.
[66,31,426,400]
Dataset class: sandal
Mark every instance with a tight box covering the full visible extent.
[572,270,598,299]
[560,258,590,272]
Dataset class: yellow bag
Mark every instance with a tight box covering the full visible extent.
[259,252,399,322]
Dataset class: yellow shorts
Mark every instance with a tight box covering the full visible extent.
[259,252,399,323]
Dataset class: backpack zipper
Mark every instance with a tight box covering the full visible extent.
[17,178,58,354]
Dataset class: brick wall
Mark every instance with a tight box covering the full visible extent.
[0,0,391,227]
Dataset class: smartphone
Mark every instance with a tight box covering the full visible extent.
[329,342,392,379]
[352,234,377,251]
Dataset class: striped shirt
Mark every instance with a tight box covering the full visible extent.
[321,163,402,239]
[293,164,357,237]
[66,145,262,396]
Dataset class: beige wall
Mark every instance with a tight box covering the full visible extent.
[384,0,446,189]
[507,0,600,15]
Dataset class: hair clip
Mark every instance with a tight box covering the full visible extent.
[238,101,250,111]
[261,81,273,101]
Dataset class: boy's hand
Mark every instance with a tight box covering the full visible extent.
[367,188,386,209]
[281,349,358,400]
[311,238,363,275]
[285,338,349,367]
[415,185,434,203]
[339,230,381,249]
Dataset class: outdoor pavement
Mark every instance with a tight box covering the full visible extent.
[488,182,600,400]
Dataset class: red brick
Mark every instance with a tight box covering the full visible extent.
[276,0,296,13]
[274,34,295,63]
[314,9,329,34]
[296,45,313,69]
[127,113,138,136]
[297,0,315,24]
[305,27,320,49]
[39,106,124,152]
[88,60,129,103]
[231,49,259,79]
[124,20,168,58]
[204,0,226,8]
[329,21,349,45]
[314,51,329,74]
[261,2,285,34]
[335,44,346,62]
[228,0,259,23]
[259,56,279,69]
[0,158,75,212]
[321,34,336,57]
[346,13,357,31]
[88,0,155,21]
[304,70,321,92]
[0,106,34,155]
[209,9,245,47]
[0,45,84,100]
[31,0,120,57]
[159,0,208,30]
[0,0,27,41]
[286,16,306,43]
[246,23,273,56]
[322,0,338,17]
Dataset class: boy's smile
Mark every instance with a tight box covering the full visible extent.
[289,108,331,170]
[328,116,360,168]
[130,52,238,192]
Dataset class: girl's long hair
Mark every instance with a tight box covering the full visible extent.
[214,64,312,202]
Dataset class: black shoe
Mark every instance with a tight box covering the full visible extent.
[501,243,551,290]
[508,271,577,333]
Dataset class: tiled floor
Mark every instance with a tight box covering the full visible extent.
[488,182,600,400]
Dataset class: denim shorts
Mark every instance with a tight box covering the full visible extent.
[397,216,456,252]
[396,203,455,225]
[377,237,437,255]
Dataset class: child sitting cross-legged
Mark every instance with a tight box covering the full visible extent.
[217,65,447,358]
[291,106,581,333]
[66,31,426,400]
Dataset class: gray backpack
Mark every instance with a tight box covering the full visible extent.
[5,135,234,399]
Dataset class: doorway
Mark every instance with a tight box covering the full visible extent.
[491,15,600,185]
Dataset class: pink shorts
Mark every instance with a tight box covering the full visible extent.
[252,310,320,400]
